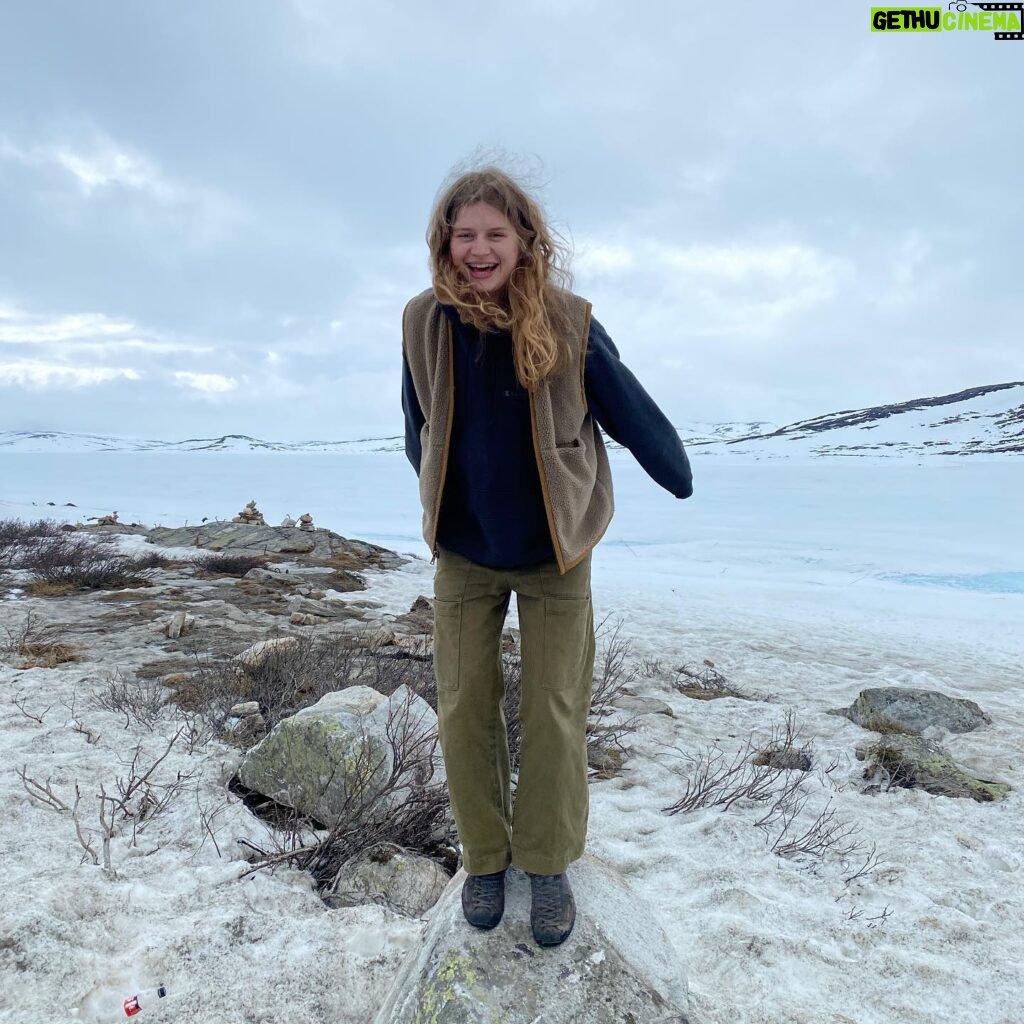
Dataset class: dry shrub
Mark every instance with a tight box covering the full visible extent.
[25,581,80,597]
[13,642,78,668]
[0,517,65,562]
[10,530,161,591]
[91,667,168,729]
[500,612,639,779]
[168,626,437,740]
[673,659,751,701]
[193,552,267,577]
[663,712,860,864]
[587,614,641,776]
[1,610,79,667]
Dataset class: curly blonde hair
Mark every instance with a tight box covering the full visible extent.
[427,166,576,390]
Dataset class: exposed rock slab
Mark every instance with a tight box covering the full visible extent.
[857,735,1010,802]
[831,687,991,735]
[373,855,690,1024]
[144,522,409,570]
[286,594,369,620]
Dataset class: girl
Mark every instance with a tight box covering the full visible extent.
[401,166,693,948]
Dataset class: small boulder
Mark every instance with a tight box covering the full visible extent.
[611,694,676,718]
[290,612,326,626]
[244,567,297,586]
[390,596,434,636]
[235,637,300,674]
[856,735,1010,802]
[236,685,442,825]
[326,845,450,917]
[163,610,195,639]
[831,687,991,735]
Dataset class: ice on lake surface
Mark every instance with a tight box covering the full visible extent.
[2,447,1021,663]
[880,571,1024,595]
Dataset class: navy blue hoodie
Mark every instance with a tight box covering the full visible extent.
[402,304,692,570]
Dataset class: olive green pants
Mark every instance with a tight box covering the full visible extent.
[432,543,596,876]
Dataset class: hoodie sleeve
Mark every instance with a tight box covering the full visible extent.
[585,315,693,499]
[402,346,425,476]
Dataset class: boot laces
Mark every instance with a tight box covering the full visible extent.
[531,873,569,918]
[466,872,503,910]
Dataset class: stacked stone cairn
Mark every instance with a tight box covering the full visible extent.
[233,500,267,526]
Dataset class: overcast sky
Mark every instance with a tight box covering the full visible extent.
[0,1,1020,442]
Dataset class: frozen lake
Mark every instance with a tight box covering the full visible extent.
[3,448,1021,670]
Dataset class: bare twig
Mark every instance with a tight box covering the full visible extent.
[72,783,99,866]
[72,719,101,745]
[11,694,51,724]
[18,766,69,811]
[91,668,167,730]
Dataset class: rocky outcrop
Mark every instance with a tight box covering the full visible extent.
[857,735,1010,802]
[373,855,690,1024]
[830,687,991,735]
[144,521,408,570]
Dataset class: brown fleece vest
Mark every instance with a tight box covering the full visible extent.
[401,287,615,574]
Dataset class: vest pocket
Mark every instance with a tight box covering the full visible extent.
[432,598,462,691]
[541,595,592,691]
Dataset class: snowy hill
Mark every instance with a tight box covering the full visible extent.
[698,381,1024,458]
[2,381,1021,457]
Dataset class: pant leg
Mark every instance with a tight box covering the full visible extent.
[509,552,595,875]
[432,544,514,876]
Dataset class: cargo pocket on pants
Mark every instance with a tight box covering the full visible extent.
[433,598,462,691]
[541,595,591,692]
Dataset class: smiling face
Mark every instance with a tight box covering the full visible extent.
[449,202,521,295]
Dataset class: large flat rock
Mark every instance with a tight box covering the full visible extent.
[143,522,409,570]
[373,855,690,1024]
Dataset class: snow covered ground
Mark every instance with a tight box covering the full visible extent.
[1,448,1021,1024]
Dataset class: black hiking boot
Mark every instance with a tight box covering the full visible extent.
[461,869,506,930]
[527,871,576,947]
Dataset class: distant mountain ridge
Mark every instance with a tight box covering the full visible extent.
[2,381,1021,456]
[703,381,1023,457]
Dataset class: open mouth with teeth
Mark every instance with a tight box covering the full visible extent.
[466,262,499,279]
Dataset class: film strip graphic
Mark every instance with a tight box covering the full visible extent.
[967,1,1024,39]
